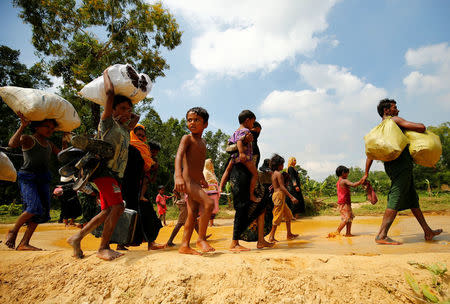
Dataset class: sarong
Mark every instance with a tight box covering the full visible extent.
[384,147,419,211]
[272,191,294,225]
[18,170,51,223]
[338,203,354,223]
[229,162,271,241]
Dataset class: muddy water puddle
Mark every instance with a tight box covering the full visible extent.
[1,215,448,255]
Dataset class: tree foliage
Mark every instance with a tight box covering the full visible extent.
[13,0,182,131]
[203,129,229,177]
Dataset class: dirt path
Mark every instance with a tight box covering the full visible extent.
[0,215,449,303]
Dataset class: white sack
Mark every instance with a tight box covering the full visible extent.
[0,86,81,132]
[0,152,17,182]
[78,64,153,106]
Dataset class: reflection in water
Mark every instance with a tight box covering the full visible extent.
[1,216,448,255]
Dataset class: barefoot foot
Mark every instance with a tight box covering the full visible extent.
[327,232,340,238]
[148,242,166,250]
[375,237,402,245]
[344,233,355,237]
[5,230,17,249]
[116,244,128,251]
[97,248,122,261]
[256,240,275,249]
[287,233,299,240]
[67,235,84,258]
[16,244,42,251]
[425,229,443,241]
[268,237,279,243]
[166,242,176,247]
[197,240,215,252]
[229,244,251,252]
[178,246,202,255]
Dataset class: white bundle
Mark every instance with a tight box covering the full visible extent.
[0,152,17,182]
[0,86,81,132]
[78,64,153,106]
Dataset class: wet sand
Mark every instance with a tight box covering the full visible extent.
[0,215,449,303]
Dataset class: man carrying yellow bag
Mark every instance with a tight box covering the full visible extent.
[361,99,442,245]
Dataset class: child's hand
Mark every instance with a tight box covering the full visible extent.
[291,197,299,204]
[17,112,30,128]
[174,176,186,192]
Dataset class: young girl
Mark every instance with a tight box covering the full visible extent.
[328,166,363,237]
[220,110,260,203]
[5,112,68,250]
[268,154,298,242]
[156,185,173,226]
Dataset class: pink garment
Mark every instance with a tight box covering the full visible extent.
[206,183,220,214]
[156,193,169,215]
[336,177,351,205]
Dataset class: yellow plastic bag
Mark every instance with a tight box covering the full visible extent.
[405,130,442,167]
[364,118,408,162]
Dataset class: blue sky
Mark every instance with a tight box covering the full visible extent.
[1,0,449,180]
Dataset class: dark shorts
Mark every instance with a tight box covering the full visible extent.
[18,170,51,223]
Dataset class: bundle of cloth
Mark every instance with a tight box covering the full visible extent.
[78,64,153,106]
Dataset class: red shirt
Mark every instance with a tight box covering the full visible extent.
[337,177,351,205]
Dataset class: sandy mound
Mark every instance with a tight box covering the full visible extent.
[1,216,449,303]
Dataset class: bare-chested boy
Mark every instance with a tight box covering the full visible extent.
[174,107,215,255]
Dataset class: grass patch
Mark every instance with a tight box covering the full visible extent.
[1,192,448,224]
[318,192,450,216]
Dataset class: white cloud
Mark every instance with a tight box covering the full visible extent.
[258,62,387,181]
[160,0,339,90]
[403,42,450,108]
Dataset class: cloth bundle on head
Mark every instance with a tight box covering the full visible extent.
[288,157,296,168]
[0,86,81,132]
[78,64,152,106]
[130,124,154,172]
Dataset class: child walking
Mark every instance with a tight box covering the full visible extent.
[5,113,68,250]
[220,110,260,203]
[328,166,363,237]
[156,185,173,226]
[174,107,215,255]
[67,67,139,260]
[268,154,299,242]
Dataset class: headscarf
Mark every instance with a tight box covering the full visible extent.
[288,157,296,168]
[203,158,218,192]
[130,123,154,172]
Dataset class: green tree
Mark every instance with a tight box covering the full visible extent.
[140,108,188,195]
[203,129,229,178]
[13,0,182,131]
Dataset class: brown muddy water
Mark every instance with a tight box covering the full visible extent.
[1,215,448,255]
